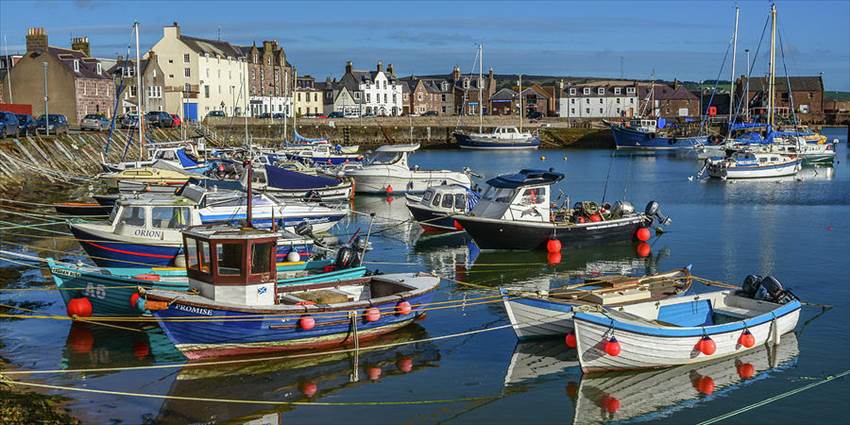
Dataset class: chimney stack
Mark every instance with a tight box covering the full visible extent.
[164,22,180,39]
[345,60,352,74]
[387,63,394,76]
[71,36,91,57]
[376,61,383,73]
[26,27,48,53]
[452,65,460,82]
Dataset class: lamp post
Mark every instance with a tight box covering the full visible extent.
[43,62,49,136]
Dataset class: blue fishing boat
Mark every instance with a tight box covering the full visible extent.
[142,224,439,359]
[609,118,705,150]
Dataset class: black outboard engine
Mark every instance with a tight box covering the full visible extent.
[294,222,314,238]
[335,245,360,269]
[740,275,797,304]
[644,201,671,225]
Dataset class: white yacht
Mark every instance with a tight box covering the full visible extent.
[344,144,472,193]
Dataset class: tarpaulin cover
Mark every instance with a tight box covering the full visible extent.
[176,148,200,167]
[265,165,341,190]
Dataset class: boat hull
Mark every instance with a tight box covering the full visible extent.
[502,294,575,338]
[263,180,353,201]
[454,133,540,150]
[406,202,457,231]
[610,125,704,150]
[707,159,802,179]
[455,215,647,250]
[349,173,471,194]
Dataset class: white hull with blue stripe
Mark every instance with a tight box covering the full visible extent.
[573,289,801,372]
[706,151,801,179]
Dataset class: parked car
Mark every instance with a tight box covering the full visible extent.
[16,114,37,136]
[119,113,139,129]
[328,111,345,119]
[35,114,69,135]
[257,113,272,119]
[526,110,543,120]
[0,111,21,138]
[422,111,439,117]
[272,113,286,119]
[171,114,182,128]
[145,111,174,128]
[206,110,226,119]
[80,114,110,131]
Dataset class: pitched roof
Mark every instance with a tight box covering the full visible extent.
[741,76,823,92]
[180,35,243,58]
[48,47,109,79]
[491,88,517,101]
[638,83,698,101]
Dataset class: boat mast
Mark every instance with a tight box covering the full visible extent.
[767,3,777,129]
[293,68,298,135]
[4,35,12,103]
[744,49,750,121]
[518,74,523,132]
[728,5,739,134]
[135,22,144,160]
[283,69,288,140]
[478,44,483,133]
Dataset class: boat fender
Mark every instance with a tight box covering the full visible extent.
[133,273,161,281]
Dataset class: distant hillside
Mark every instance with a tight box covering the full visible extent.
[826,91,850,101]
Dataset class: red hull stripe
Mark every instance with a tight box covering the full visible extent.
[84,241,175,259]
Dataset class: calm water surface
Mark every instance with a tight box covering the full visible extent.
[1,128,848,424]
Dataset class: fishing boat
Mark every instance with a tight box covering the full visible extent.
[455,126,540,150]
[53,202,113,217]
[102,143,207,173]
[68,184,345,267]
[141,224,439,358]
[704,150,802,179]
[345,143,473,194]
[572,274,801,372]
[244,165,353,201]
[501,268,693,339]
[609,118,705,150]
[405,185,480,232]
[97,166,192,192]
[453,169,669,250]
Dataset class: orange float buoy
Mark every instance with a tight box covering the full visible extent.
[68,325,94,354]
[565,332,577,349]
[547,251,562,265]
[636,242,651,257]
[589,214,602,222]
[602,395,621,413]
[738,329,755,348]
[396,301,412,315]
[67,297,93,317]
[577,216,587,224]
[546,238,562,253]
[300,381,318,397]
[635,227,651,242]
[695,375,715,395]
[367,366,382,381]
[385,185,394,194]
[736,361,756,379]
[697,336,716,355]
[299,315,316,330]
[396,356,413,373]
[385,196,394,204]
[130,293,140,308]
[364,307,381,322]
[604,336,621,356]
[133,340,150,359]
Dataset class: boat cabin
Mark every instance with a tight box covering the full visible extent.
[419,185,477,214]
[629,119,657,133]
[488,126,530,139]
[183,225,279,306]
[728,151,784,166]
[365,143,420,169]
[109,198,199,241]
[469,169,564,222]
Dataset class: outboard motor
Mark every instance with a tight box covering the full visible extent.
[740,275,797,304]
[644,201,671,225]
[294,222,314,238]
[335,245,360,269]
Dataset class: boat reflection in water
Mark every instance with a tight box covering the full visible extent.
[155,325,439,425]
[62,322,184,373]
[351,194,419,246]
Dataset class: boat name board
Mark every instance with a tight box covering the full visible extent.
[53,268,81,278]
[133,229,165,239]
[174,304,214,316]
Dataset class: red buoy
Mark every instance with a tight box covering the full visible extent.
[604,336,621,356]
[547,251,562,265]
[66,297,93,318]
[300,381,318,397]
[385,185,394,194]
[130,293,140,308]
[364,307,381,322]
[565,332,577,349]
[299,315,316,330]
[385,196,394,204]
[577,216,587,224]
[589,214,602,222]
[546,239,562,253]
[396,356,413,373]
[635,227,651,242]
[636,242,651,257]
[322,265,336,273]
[697,336,716,355]
[367,366,382,381]
[738,329,755,348]
[68,325,94,354]
[453,219,464,231]
[396,301,412,315]
[602,395,621,413]
[133,340,150,359]
[695,375,715,395]
[565,381,579,399]
[736,361,756,379]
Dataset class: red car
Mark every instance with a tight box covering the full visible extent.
[171,114,182,128]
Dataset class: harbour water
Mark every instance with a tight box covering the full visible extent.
[0,128,847,424]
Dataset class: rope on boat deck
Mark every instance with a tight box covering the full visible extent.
[1,378,501,407]
[696,369,850,425]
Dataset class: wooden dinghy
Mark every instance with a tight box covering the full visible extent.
[501,267,693,339]
[573,275,801,372]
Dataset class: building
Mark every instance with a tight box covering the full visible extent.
[521,83,556,116]
[408,79,443,115]
[490,88,517,115]
[559,81,639,118]
[240,40,292,117]
[735,75,824,119]
[294,75,323,116]
[638,81,700,118]
[106,52,166,115]
[0,28,113,123]
[450,65,497,115]
[150,22,248,120]
[331,61,403,116]
[0,54,24,104]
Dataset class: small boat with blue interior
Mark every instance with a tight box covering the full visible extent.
[141,224,439,359]
[454,169,669,250]
[572,274,801,372]
[405,185,480,232]
[345,143,473,194]
[101,141,208,173]
[705,150,801,179]
[244,165,353,201]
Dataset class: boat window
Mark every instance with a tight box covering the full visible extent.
[759,158,767,163]
[366,152,402,165]
[481,186,496,201]
[441,194,454,208]
[199,240,211,273]
[454,194,466,210]
[251,242,273,274]
[216,242,243,276]
[521,187,546,205]
[156,150,176,160]
[186,238,199,270]
[432,193,442,207]
[251,172,267,184]
[151,207,191,229]
[495,188,515,203]
[117,206,146,227]
[422,190,433,203]
[107,205,119,223]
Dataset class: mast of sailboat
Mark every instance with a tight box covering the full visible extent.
[767,3,777,130]
[478,44,483,133]
[134,22,144,160]
[727,5,739,137]
[283,69,288,140]
[4,35,12,103]
[518,74,523,132]
[293,68,298,136]
[744,49,750,121]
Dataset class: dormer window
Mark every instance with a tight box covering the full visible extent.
[627,87,636,94]
[463,78,470,89]
[96,63,102,75]
[598,88,605,95]
[614,87,622,95]
[583,88,591,95]
[441,82,448,92]
[569,88,576,95]
[73,60,80,72]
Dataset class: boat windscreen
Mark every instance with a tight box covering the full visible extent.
[366,152,402,165]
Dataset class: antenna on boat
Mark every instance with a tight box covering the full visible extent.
[726,5,739,140]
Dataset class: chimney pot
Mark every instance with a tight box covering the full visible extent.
[26,27,48,53]
[377,61,383,72]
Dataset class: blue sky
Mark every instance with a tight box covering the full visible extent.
[1,0,848,90]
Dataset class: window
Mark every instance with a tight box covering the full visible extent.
[117,206,146,227]
[569,88,576,95]
[96,63,102,74]
[463,79,470,89]
[627,87,636,94]
[365,93,370,102]
[422,190,433,203]
[441,194,454,208]
[151,207,190,229]
[183,53,190,63]
[571,108,575,114]
[521,187,546,205]
[616,98,621,104]
[184,83,191,93]
[599,108,603,113]
[431,193,442,207]
[129,85,138,97]
[570,99,575,104]
[583,88,591,95]
[614,87,622,95]
[123,66,135,77]
[186,238,199,270]
[630,98,634,104]
[184,68,190,77]
[216,243,243,275]
[251,242,273,274]
[585,99,590,104]
[599,98,603,104]
[454,194,466,210]
[585,108,590,114]
[199,240,211,273]
[598,88,605,95]
[204,85,210,98]
[73,60,80,72]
